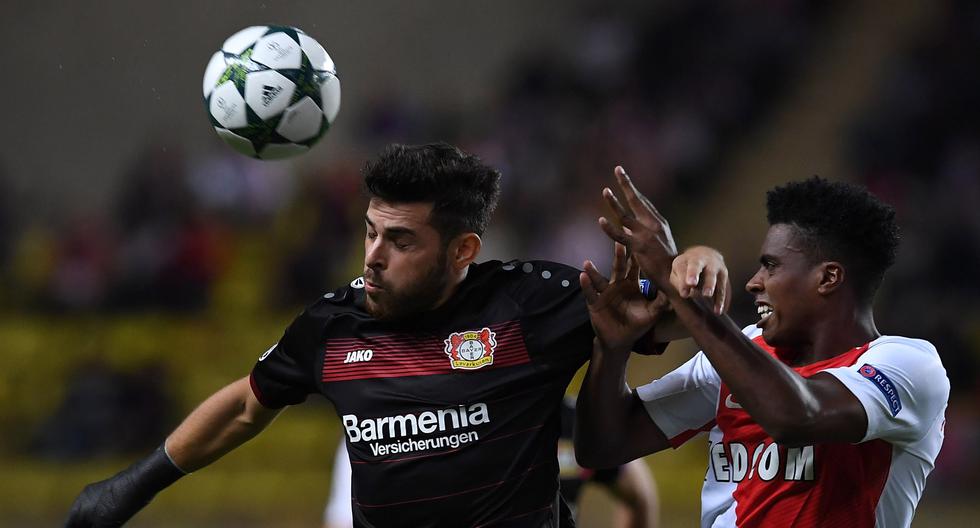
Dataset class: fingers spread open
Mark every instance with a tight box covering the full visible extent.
[614,166,666,223]
[611,242,628,281]
[583,259,610,293]
[579,271,599,305]
[602,189,642,234]
[627,255,640,282]
[599,217,631,246]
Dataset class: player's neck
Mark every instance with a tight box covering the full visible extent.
[431,265,470,311]
[790,307,880,366]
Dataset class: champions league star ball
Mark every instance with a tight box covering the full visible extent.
[202,25,341,159]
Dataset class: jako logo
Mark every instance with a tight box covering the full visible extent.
[344,349,373,364]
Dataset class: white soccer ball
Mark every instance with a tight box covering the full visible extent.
[202,25,341,159]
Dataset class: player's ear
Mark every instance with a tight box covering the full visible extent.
[449,233,482,271]
[816,262,845,295]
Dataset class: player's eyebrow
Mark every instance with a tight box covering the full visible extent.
[759,254,778,265]
[364,216,417,238]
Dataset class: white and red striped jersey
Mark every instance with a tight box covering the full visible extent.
[636,326,949,528]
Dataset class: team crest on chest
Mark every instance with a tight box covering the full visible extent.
[444,328,496,370]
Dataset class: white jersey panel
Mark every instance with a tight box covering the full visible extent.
[635,325,759,440]
[702,426,738,528]
[636,351,721,439]
[824,335,948,528]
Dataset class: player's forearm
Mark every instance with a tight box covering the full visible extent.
[166,376,281,472]
[663,292,820,443]
[576,343,632,467]
[576,340,667,467]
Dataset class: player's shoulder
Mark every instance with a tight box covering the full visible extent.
[292,277,369,326]
[471,259,582,296]
[866,335,943,365]
[860,335,949,394]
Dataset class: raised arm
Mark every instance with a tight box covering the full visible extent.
[574,243,727,468]
[66,376,281,527]
[597,167,867,447]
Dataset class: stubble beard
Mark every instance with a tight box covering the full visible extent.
[365,251,450,321]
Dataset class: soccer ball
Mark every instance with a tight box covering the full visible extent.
[202,25,341,159]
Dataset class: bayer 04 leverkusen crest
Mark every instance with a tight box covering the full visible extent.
[444,328,497,370]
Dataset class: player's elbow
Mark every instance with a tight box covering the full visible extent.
[762,407,821,447]
[766,427,810,448]
[574,448,612,470]
[574,437,626,469]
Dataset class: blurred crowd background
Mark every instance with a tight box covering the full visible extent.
[1,0,978,526]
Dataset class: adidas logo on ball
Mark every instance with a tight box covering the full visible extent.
[204,25,341,159]
[261,84,282,106]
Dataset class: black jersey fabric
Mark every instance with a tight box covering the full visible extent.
[251,259,594,527]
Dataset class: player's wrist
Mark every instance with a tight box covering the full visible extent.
[592,336,634,359]
[130,443,188,491]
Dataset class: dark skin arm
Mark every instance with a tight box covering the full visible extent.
[575,243,728,467]
[598,166,867,447]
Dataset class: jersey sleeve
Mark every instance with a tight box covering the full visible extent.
[823,337,949,446]
[635,351,721,447]
[249,308,325,408]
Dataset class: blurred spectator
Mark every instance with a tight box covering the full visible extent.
[32,360,174,460]
[109,145,229,311]
[46,214,114,311]
[274,161,362,307]
[844,0,980,494]
[0,164,13,306]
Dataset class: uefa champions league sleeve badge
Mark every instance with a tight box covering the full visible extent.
[444,328,497,370]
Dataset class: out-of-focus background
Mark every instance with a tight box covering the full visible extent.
[1,0,978,526]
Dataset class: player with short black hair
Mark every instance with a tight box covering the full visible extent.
[363,142,502,241]
[66,145,724,527]
[576,169,948,527]
[765,176,899,303]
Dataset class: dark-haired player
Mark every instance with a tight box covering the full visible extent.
[66,144,723,527]
[576,170,949,527]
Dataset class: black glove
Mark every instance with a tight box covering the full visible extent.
[65,444,186,527]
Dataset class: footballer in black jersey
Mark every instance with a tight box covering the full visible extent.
[66,143,724,528]
[253,258,590,527]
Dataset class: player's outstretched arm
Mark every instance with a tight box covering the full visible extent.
[598,167,867,446]
[575,243,673,468]
[65,376,282,527]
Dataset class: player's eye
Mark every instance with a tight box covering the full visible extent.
[366,231,378,240]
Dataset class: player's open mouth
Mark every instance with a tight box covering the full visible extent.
[756,303,773,325]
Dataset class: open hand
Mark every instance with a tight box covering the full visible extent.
[598,167,678,288]
[580,243,669,356]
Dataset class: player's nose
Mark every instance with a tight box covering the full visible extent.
[365,240,387,270]
[746,267,764,294]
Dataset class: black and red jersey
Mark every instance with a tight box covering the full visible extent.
[250,259,593,527]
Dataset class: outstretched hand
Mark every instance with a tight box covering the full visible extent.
[599,167,731,314]
[598,166,679,286]
[580,243,669,356]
